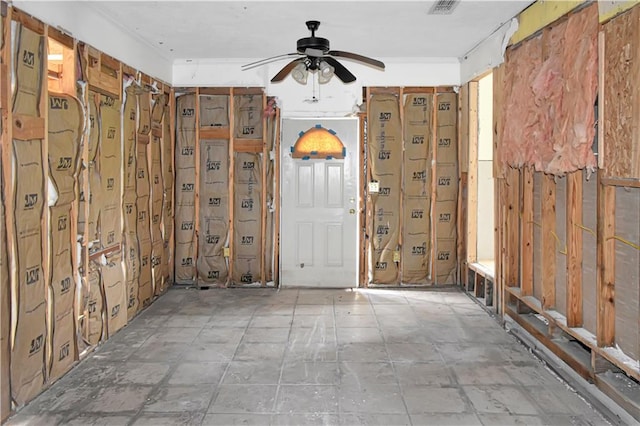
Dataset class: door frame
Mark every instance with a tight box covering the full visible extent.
[279,116,361,288]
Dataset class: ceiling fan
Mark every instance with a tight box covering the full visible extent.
[241,20,385,84]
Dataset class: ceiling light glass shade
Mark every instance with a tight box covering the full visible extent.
[318,61,334,84]
[291,62,309,84]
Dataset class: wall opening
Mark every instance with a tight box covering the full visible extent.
[476,72,495,269]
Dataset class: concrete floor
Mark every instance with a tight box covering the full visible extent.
[6,287,610,426]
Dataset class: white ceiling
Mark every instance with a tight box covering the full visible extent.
[85,0,534,63]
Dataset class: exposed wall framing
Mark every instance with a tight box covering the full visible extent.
[363,87,458,287]
[491,3,640,420]
[172,88,279,287]
[0,4,174,416]
[1,4,13,420]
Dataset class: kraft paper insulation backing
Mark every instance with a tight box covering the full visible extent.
[435,93,458,284]
[174,94,196,283]
[200,94,229,128]
[84,263,104,346]
[136,140,153,308]
[82,93,100,244]
[232,152,262,285]
[11,25,46,406]
[100,253,127,337]
[98,94,122,250]
[12,139,47,405]
[151,93,167,131]
[151,94,167,294]
[234,94,263,139]
[48,205,76,381]
[47,94,83,205]
[402,94,433,284]
[368,94,402,284]
[162,102,174,283]
[46,92,83,380]
[138,87,151,136]
[12,25,43,116]
[122,85,139,318]
[1,146,11,420]
[198,139,229,285]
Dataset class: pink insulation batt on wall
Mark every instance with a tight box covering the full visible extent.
[499,3,598,177]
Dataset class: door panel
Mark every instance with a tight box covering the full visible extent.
[326,223,343,267]
[296,164,314,207]
[281,118,359,288]
[326,164,343,207]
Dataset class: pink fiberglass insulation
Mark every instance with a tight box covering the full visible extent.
[500,4,598,176]
[531,19,566,172]
[551,4,598,175]
[501,34,542,169]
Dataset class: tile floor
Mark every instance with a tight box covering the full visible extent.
[6,287,610,425]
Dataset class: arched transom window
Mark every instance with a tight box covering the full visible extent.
[291,125,346,159]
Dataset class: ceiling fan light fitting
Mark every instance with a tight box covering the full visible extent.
[291,62,309,84]
[318,61,335,84]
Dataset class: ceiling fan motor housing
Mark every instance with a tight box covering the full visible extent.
[297,37,330,55]
[243,19,383,83]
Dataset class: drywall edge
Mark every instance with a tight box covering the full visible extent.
[459,18,518,84]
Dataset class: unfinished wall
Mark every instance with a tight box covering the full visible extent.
[494,3,640,412]
[122,84,139,318]
[1,10,9,414]
[174,94,196,284]
[150,93,167,295]
[498,3,598,176]
[402,93,433,284]
[197,94,229,285]
[532,173,542,302]
[232,152,262,284]
[162,96,174,285]
[603,6,640,178]
[368,93,402,284]
[173,89,277,288]
[136,90,152,307]
[581,174,597,336]
[365,88,458,286]
[47,93,83,381]
[11,23,47,406]
[434,93,458,284]
[614,187,640,361]
[0,6,175,416]
[198,138,230,284]
[0,147,10,422]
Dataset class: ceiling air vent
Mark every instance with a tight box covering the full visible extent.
[428,0,460,15]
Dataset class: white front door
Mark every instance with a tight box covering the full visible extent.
[281,118,359,288]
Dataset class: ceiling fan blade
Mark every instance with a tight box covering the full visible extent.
[271,58,305,82]
[241,53,302,70]
[323,57,356,83]
[328,50,385,70]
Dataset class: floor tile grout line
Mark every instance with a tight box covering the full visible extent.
[272,288,300,414]
[6,287,613,426]
[124,297,215,425]
[201,295,260,417]
[367,291,416,424]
